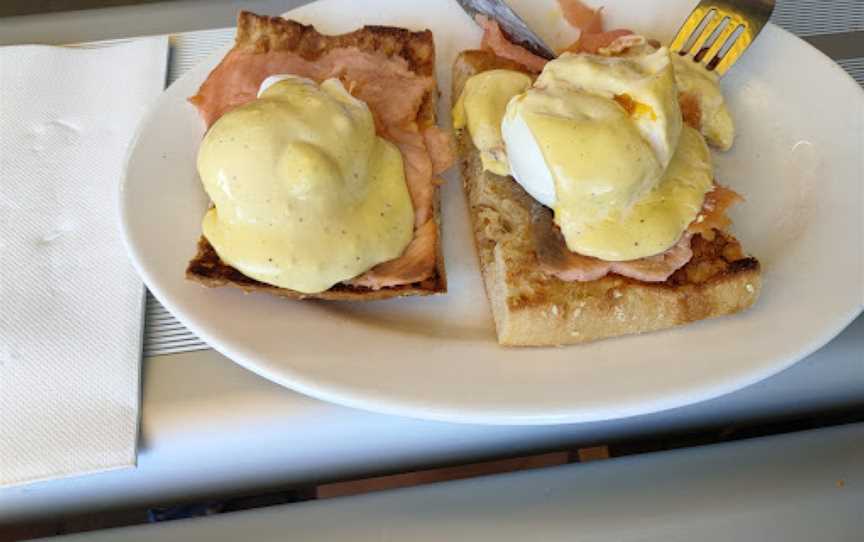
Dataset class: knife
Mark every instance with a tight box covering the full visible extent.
[456,0,556,59]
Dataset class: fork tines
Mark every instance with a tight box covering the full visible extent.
[670,0,775,76]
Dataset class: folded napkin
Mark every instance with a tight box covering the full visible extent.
[0,37,168,487]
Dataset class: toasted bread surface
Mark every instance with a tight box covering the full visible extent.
[453,50,761,345]
[186,12,445,300]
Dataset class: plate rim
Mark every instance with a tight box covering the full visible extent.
[119,3,864,425]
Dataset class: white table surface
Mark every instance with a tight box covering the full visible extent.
[1,0,863,526]
[41,422,864,541]
[2,315,861,523]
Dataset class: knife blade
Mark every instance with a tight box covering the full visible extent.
[456,0,556,59]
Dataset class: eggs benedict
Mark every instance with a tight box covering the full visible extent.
[198,77,414,294]
[451,14,760,346]
[187,13,452,300]
[455,45,716,262]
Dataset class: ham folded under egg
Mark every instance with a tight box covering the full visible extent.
[189,25,454,290]
[534,185,742,283]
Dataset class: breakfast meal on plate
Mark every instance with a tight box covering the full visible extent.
[453,0,761,345]
[186,11,454,300]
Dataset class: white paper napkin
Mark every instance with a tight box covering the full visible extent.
[0,36,168,487]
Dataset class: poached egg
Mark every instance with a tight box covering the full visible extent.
[455,44,725,262]
[197,76,414,294]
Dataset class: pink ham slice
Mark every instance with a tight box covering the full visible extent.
[557,0,639,55]
[533,185,743,283]
[558,0,604,33]
[532,206,694,283]
[476,2,639,73]
[609,234,694,282]
[476,15,549,73]
[567,30,640,54]
[423,126,457,176]
[686,184,743,241]
[349,218,438,289]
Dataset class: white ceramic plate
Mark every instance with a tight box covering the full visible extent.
[121,0,864,424]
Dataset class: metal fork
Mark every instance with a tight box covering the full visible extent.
[670,0,775,76]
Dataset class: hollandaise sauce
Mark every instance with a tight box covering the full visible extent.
[671,54,735,150]
[560,126,713,261]
[455,46,717,262]
[452,69,532,176]
[197,77,414,294]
